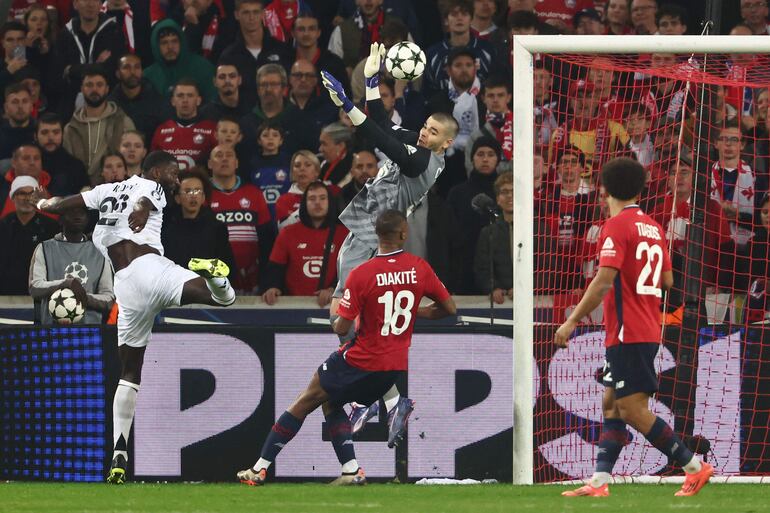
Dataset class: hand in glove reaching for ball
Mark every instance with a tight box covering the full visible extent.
[321,71,354,113]
[364,42,385,82]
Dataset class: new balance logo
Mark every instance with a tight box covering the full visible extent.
[616,380,625,389]
[297,243,307,249]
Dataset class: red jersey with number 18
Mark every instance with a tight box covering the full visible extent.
[598,205,672,348]
[336,250,451,371]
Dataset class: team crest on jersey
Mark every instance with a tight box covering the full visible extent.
[193,134,205,145]
[239,197,251,209]
[276,169,288,182]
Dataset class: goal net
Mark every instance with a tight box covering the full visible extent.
[511,36,770,484]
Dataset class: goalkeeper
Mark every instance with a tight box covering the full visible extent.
[321,43,459,448]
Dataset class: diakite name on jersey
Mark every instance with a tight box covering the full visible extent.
[376,269,417,287]
[635,222,661,240]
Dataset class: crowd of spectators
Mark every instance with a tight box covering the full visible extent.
[0,0,769,322]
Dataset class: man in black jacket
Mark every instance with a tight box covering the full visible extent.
[36,113,90,197]
[161,167,236,273]
[0,176,58,295]
[475,172,513,303]
[446,136,500,294]
[0,82,35,160]
[51,0,127,120]
[108,53,169,139]
[219,0,292,109]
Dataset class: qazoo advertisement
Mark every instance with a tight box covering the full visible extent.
[2,325,769,482]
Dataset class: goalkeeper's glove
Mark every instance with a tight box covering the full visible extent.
[321,70,354,113]
[363,42,385,86]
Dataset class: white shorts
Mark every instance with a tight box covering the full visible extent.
[113,253,199,348]
[333,232,377,297]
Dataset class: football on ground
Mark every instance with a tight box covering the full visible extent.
[385,41,427,81]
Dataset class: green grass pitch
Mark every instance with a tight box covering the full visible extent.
[1,482,768,513]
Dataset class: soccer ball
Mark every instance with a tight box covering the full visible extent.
[385,41,426,81]
[64,261,89,285]
[48,288,85,324]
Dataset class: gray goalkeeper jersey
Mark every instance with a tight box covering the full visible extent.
[338,152,445,248]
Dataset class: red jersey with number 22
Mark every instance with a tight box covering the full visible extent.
[598,205,672,348]
[336,250,451,371]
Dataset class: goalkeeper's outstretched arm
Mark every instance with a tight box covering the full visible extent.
[322,70,430,178]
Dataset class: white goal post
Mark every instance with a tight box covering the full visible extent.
[510,35,770,486]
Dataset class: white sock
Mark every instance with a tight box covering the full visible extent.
[341,459,359,474]
[683,456,703,474]
[112,380,140,462]
[253,458,271,472]
[383,385,400,412]
[205,276,235,306]
[589,472,611,488]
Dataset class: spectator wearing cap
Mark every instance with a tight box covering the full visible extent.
[574,8,604,35]
[465,75,513,174]
[109,53,170,140]
[656,3,687,35]
[219,0,292,109]
[142,19,216,101]
[424,0,495,96]
[0,82,35,160]
[549,79,629,180]
[605,0,633,35]
[447,136,501,294]
[29,204,115,324]
[50,0,127,120]
[63,66,136,185]
[1,145,52,218]
[36,113,90,197]
[0,175,58,295]
[426,47,485,154]
[630,0,658,35]
[740,0,770,35]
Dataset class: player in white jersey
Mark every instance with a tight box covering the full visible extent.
[33,151,236,484]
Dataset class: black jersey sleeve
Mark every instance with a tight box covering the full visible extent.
[357,116,431,178]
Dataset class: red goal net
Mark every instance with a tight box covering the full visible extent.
[530,51,770,482]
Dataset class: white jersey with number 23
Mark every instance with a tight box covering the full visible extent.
[81,175,167,261]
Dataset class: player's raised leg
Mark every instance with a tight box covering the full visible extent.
[185,258,236,306]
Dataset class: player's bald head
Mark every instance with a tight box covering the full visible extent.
[375,209,408,242]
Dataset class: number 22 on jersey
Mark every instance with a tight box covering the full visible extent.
[635,241,663,297]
